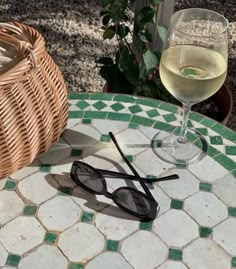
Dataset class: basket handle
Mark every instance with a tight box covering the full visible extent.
[0,22,37,68]
[0,22,24,37]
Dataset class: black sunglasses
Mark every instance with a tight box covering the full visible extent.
[70,132,179,220]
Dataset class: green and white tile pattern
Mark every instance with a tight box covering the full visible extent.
[0,93,236,269]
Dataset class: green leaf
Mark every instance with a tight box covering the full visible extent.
[103,28,115,40]
[100,10,109,16]
[110,0,128,22]
[96,57,113,65]
[124,66,140,85]
[153,51,162,62]
[138,28,152,43]
[142,80,159,98]
[117,24,129,38]
[150,0,162,7]
[137,7,155,25]
[118,46,130,71]
[139,60,148,79]
[123,15,129,21]
[102,14,111,26]
[100,65,112,82]
[101,0,112,8]
[133,85,144,96]
[157,25,168,42]
[118,46,139,86]
[100,64,134,94]
[143,49,159,73]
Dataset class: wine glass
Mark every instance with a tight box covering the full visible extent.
[152,8,228,165]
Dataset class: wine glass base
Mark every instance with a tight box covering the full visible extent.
[152,127,208,165]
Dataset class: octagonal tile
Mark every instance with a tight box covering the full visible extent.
[0,243,8,267]
[0,178,6,190]
[66,118,80,129]
[38,138,71,165]
[72,186,112,213]
[153,210,198,247]
[0,216,45,255]
[95,208,139,240]
[157,261,188,269]
[10,160,40,181]
[183,238,231,269]
[0,191,24,225]
[184,192,227,227]
[213,174,236,206]
[150,185,172,216]
[92,119,128,135]
[37,196,82,231]
[58,222,105,262]
[85,252,133,269]
[82,146,122,170]
[188,156,229,182]
[104,162,144,191]
[135,149,174,176]
[159,169,199,199]
[139,126,159,139]
[213,218,236,255]
[18,173,57,204]
[121,230,168,269]
[116,129,151,155]
[19,245,67,269]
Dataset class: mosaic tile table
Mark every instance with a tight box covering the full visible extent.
[1,93,236,269]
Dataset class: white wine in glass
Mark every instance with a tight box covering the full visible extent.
[152,8,228,165]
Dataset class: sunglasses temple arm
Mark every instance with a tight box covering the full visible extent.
[97,168,142,180]
[150,174,179,181]
[97,168,179,182]
[109,132,156,201]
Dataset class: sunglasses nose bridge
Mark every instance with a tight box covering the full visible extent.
[104,191,113,199]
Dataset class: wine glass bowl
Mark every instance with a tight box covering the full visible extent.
[152,8,228,165]
[160,45,227,104]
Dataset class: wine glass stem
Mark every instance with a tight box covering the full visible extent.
[177,103,191,144]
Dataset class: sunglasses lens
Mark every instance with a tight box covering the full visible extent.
[75,163,105,193]
[114,188,154,217]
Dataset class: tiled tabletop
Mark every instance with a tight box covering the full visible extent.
[1,93,236,269]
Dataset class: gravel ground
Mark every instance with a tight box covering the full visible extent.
[0,0,235,130]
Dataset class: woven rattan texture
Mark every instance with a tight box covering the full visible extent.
[0,22,68,178]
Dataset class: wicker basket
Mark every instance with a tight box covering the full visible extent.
[0,22,68,179]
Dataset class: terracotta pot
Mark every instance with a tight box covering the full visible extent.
[103,82,110,93]
[211,83,233,126]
